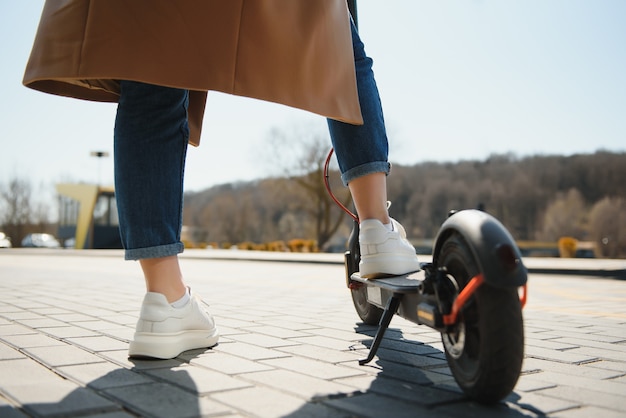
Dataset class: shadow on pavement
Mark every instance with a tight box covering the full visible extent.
[0,327,549,417]
[284,324,544,418]
[1,353,218,418]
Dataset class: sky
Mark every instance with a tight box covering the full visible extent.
[1,1,625,194]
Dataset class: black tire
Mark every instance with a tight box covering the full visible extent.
[438,233,524,404]
[351,286,384,325]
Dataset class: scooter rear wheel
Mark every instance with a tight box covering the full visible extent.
[351,285,384,325]
[438,233,524,404]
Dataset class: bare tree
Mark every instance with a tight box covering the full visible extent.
[263,123,352,249]
[538,188,587,241]
[0,177,51,243]
[0,177,31,221]
[0,177,35,245]
[199,186,242,245]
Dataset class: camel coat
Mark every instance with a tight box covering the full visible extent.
[23,0,363,146]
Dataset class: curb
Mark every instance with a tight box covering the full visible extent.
[4,248,625,279]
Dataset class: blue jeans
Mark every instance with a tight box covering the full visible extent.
[114,82,189,260]
[114,22,389,260]
[328,22,390,186]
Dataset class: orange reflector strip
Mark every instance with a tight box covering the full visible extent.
[443,274,484,326]
[520,284,528,308]
[442,275,528,326]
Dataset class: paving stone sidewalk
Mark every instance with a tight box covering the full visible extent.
[0,250,625,417]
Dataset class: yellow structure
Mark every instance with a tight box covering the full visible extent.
[56,183,117,249]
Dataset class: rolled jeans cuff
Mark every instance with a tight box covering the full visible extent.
[341,161,391,186]
[124,242,184,261]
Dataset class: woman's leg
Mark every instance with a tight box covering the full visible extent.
[328,22,419,278]
[114,81,218,358]
[328,21,392,224]
[114,81,189,260]
[348,172,390,224]
[114,81,189,302]
[328,21,390,194]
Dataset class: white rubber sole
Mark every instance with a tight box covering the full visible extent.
[129,328,219,359]
[359,254,421,279]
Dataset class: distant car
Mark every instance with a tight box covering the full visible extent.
[21,233,61,248]
[0,232,11,248]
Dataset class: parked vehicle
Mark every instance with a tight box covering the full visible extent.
[0,232,11,248]
[21,233,61,248]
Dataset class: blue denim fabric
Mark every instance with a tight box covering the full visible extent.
[328,21,391,186]
[114,22,390,259]
[114,81,189,260]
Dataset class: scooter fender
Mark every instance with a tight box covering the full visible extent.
[432,209,527,288]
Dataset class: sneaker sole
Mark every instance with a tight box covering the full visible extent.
[129,328,219,359]
[359,254,421,279]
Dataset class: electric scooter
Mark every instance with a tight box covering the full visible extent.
[324,149,528,404]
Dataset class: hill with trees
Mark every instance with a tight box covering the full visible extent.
[183,151,626,258]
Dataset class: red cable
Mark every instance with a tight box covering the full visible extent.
[324,148,359,222]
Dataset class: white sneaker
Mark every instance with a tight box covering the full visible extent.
[359,218,420,278]
[129,288,219,359]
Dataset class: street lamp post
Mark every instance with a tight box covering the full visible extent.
[90,151,109,186]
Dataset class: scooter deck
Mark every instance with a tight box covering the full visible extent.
[350,271,424,294]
